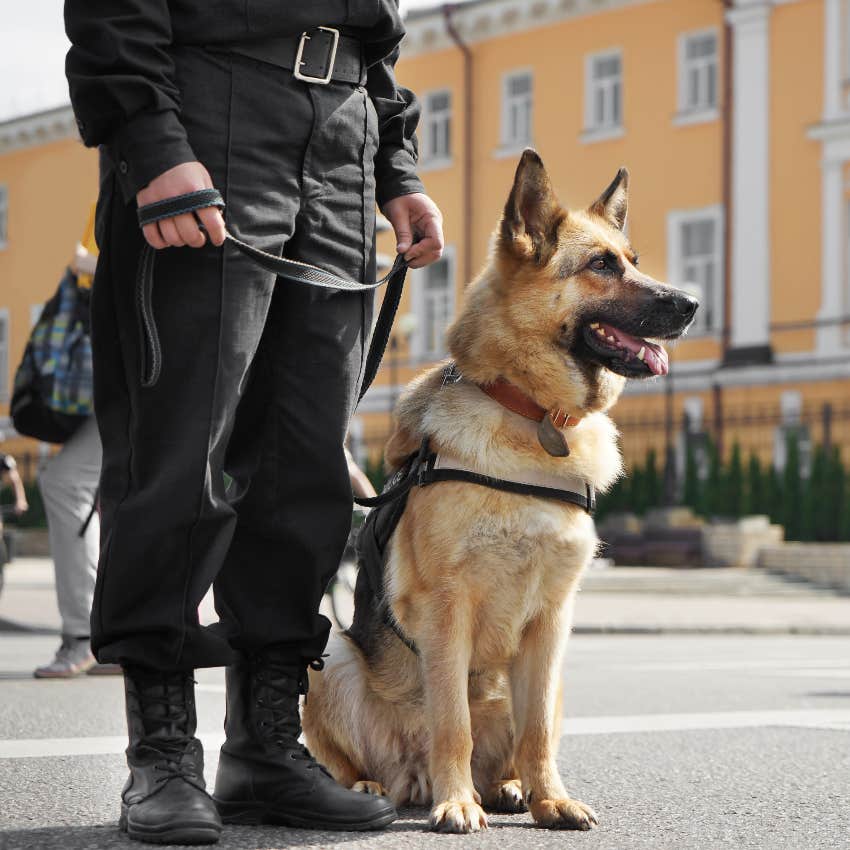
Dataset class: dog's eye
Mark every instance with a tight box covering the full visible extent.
[590,258,606,271]
[632,254,639,267]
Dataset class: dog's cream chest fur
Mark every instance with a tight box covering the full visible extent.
[382,372,618,668]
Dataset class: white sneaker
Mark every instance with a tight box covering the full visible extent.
[33,636,96,678]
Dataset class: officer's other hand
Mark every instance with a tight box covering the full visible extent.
[382,193,444,270]
[136,162,226,250]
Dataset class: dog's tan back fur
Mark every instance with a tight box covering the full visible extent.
[302,150,695,833]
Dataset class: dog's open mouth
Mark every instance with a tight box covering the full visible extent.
[581,321,669,377]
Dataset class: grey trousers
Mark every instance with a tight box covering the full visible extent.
[38,416,101,638]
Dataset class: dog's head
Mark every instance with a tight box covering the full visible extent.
[449,149,698,414]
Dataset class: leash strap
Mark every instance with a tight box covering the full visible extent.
[135,189,408,400]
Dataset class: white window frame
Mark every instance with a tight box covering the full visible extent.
[666,205,724,337]
[497,69,533,156]
[674,28,720,126]
[582,48,624,144]
[420,88,453,171]
[412,246,456,361]
[0,308,9,402]
[0,185,8,250]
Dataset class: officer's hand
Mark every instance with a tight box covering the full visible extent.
[382,193,444,269]
[136,162,226,250]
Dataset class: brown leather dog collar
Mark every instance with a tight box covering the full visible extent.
[480,378,581,429]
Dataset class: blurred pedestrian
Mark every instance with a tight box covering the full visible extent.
[0,452,29,569]
[65,0,443,843]
[346,445,378,501]
[33,225,105,679]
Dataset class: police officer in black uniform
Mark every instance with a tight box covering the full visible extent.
[64,0,443,842]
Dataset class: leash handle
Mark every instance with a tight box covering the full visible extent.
[135,189,408,401]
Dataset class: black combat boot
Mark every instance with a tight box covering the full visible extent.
[213,649,397,830]
[120,666,222,844]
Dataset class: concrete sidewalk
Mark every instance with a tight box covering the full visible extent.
[574,564,850,635]
[2,557,849,636]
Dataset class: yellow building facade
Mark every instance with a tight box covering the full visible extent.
[357,0,850,475]
[0,0,848,483]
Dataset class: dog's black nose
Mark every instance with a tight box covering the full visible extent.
[657,290,698,322]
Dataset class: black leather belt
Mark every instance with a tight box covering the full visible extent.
[227,27,365,86]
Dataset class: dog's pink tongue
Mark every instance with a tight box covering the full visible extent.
[601,324,669,376]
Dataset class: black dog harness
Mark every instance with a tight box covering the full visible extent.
[354,432,596,657]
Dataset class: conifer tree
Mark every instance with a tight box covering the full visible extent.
[644,449,662,511]
[822,446,845,542]
[629,463,646,516]
[726,443,744,519]
[683,441,701,515]
[766,463,783,527]
[745,453,764,516]
[703,438,722,518]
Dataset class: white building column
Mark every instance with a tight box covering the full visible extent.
[817,155,846,355]
[823,0,843,121]
[726,0,772,363]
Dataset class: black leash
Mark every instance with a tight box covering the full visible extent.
[136,188,408,400]
[78,486,99,538]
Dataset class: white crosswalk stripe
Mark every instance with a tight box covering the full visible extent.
[2,709,849,760]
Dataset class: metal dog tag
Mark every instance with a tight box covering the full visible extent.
[537,416,570,457]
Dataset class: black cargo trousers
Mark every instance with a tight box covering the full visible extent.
[91,45,379,671]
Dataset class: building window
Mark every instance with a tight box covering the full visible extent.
[501,70,533,149]
[678,30,718,115]
[415,249,455,359]
[0,185,8,249]
[585,50,623,133]
[0,309,9,402]
[422,89,452,167]
[667,206,723,335]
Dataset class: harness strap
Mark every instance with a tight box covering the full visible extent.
[426,453,595,513]
[356,438,595,659]
[135,189,408,400]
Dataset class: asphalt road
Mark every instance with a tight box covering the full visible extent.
[1,632,848,850]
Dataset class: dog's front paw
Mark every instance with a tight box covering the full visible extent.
[351,780,389,797]
[530,797,598,830]
[430,800,488,833]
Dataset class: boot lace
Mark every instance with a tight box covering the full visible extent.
[252,655,330,773]
[132,671,201,785]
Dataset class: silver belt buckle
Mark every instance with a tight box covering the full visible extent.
[293,26,339,85]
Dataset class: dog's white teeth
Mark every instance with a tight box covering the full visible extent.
[607,335,616,342]
[637,346,646,361]
[590,322,600,329]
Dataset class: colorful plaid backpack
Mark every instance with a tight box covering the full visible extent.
[10,269,93,444]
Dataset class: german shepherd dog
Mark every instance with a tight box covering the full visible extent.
[302,150,697,833]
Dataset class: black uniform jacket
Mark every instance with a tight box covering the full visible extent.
[64,0,424,207]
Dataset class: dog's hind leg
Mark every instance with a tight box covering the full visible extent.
[471,699,525,813]
[301,676,362,789]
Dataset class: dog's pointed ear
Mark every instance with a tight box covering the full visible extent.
[589,167,629,231]
[500,149,563,263]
